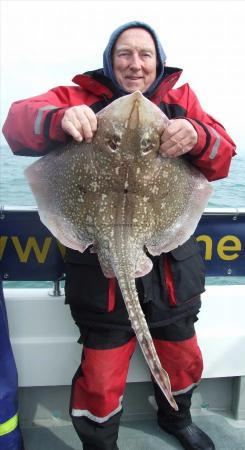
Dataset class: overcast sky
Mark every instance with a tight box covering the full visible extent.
[1,0,245,153]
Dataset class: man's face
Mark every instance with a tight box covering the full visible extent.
[112,28,157,93]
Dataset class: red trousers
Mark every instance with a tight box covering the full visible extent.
[70,316,203,449]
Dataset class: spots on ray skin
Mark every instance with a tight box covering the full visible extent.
[86,215,93,223]
[151,185,159,195]
[86,226,94,234]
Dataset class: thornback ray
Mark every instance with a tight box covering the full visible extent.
[25,91,213,411]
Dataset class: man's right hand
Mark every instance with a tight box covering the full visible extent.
[61,105,97,143]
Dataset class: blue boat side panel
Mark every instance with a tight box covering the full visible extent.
[194,212,245,277]
[0,209,244,280]
[0,210,64,281]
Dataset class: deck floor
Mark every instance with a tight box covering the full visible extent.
[22,411,245,450]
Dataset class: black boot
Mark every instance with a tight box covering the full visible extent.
[153,382,215,450]
[72,412,121,450]
[161,422,215,450]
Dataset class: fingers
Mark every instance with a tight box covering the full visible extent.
[62,120,83,142]
[160,119,197,158]
[61,105,97,143]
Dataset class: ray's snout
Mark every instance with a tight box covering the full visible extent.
[127,99,139,130]
[125,91,144,130]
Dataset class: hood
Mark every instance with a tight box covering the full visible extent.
[103,21,166,97]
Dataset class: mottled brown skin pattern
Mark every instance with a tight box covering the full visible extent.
[25,91,212,411]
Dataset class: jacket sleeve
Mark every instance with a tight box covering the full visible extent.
[2,86,76,156]
[183,84,236,181]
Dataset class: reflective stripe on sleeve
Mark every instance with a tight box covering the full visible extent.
[0,413,18,436]
[209,127,221,159]
[34,105,57,135]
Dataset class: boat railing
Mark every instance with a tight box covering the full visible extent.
[1,206,245,284]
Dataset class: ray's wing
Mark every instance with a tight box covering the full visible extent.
[146,157,212,255]
[24,142,95,252]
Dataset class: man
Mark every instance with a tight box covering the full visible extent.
[3,21,236,450]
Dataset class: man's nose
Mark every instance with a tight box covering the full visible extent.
[129,53,141,70]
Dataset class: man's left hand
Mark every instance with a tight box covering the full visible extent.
[160,119,197,158]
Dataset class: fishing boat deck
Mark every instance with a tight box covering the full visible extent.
[21,409,245,450]
[19,379,245,450]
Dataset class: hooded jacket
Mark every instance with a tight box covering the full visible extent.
[2,66,236,181]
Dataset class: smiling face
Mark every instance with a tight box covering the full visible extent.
[112,28,157,93]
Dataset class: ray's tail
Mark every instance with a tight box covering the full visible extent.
[111,251,178,411]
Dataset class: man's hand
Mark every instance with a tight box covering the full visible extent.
[160,119,198,157]
[61,105,97,143]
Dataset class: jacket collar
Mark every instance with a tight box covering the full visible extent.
[72,66,183,100]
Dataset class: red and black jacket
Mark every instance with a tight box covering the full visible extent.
[2,66,236,181]
[2,67,236,329]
